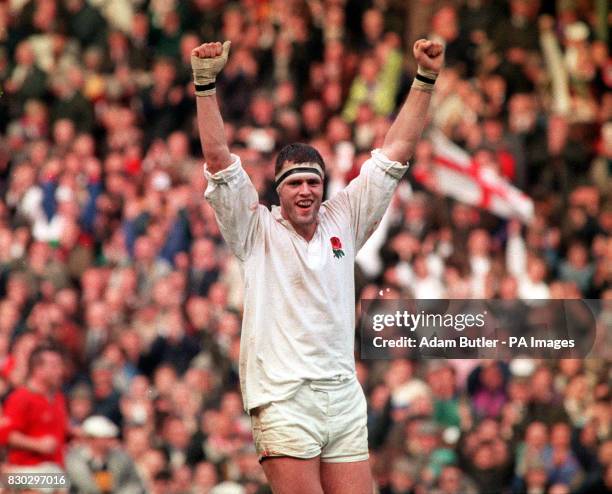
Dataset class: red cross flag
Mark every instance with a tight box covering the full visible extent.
[413,131,534,224]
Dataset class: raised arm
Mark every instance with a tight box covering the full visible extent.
[381,39,444,164]
[331,40,444,250]
[193,41,262,260]
[192,41,233,173]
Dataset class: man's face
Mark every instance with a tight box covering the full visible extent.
[278,166,323,231]
[40,352,64,390]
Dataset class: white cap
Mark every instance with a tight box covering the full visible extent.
[56,185,74,202]
[565,22,589,42]
[247,129,275,153]
[443,426,461,445]
[510,358,536,377]
[151,171,171,191]
[210,482,246,494]
[82,415,119,438]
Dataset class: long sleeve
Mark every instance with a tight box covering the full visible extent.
[327,149,408,252]
[355,205,394,278]
[204,154,262,261]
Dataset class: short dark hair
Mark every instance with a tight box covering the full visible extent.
[28,343,63,374]
[274,143,325,176]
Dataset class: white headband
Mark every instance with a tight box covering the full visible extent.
[275,162,324,191]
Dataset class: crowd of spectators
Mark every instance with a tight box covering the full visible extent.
[0,0,610,493]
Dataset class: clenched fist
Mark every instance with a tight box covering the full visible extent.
[191,41,231,96]
[413,39,444,76]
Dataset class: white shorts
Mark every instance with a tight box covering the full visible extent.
[250,377,369,463]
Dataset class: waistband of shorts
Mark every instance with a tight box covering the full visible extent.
[305,374,356,390]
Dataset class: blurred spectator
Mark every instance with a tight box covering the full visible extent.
[0,344,68,471]
[467,361,508,419]
[432,465,478,494]
[90,358,123,428]
[5,40,47,114]
[342,35,402,123]
[65,415,144,494]
[541,422,583,488]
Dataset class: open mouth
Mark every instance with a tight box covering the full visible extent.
[296,200,313,210]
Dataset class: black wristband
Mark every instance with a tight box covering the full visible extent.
[415,73,437,85]
[195,82,216,92]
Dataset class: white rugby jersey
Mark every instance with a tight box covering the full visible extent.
[205,149,408,411]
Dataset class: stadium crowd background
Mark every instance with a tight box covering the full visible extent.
[0,0,610,492]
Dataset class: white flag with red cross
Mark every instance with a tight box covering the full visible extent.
[413,131,534,224]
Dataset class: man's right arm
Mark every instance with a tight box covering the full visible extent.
[8,431,57,455]
[193,41,261,260]
[197,96,232,173]
[192,41,232,173]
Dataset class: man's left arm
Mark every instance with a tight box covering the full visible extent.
[331,40,444,250]
[381,39,444,163]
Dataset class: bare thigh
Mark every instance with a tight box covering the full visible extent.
[320,460,373,494]
[261,456,324,494]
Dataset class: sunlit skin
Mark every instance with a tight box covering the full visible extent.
[278,167,324,241]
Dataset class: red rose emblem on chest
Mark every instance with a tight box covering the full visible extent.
[330,237,345,258]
